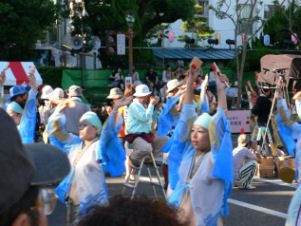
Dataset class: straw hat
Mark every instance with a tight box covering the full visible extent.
[167,79,182,93]
[107,87,123,99]
[133,84,152,97]
[41,85,53,100]
[237,134,250,148]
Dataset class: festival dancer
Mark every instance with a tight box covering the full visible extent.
[276,89,301,226]
[167,66,233,226]
[47,96,132,221]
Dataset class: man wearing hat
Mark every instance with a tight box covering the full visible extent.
[125,84,168,166]
[107,87,126,145]
[0,108,70,226]
[233,133,261,190]
[7,85,30,109]
[64,85,90,135]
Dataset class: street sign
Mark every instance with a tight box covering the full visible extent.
[117,33,126,55]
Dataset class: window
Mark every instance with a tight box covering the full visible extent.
[264,5,275,19]
[198,0,209,17]
[238,4,253,35]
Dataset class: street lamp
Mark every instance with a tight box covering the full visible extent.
[125,10,135,76]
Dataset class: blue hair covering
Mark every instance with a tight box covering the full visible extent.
[80,112,102,134]
[193,113,212,129]
[7,101,24,114]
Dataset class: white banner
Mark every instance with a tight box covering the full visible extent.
[228,110,251,133]
[117,34,126,55]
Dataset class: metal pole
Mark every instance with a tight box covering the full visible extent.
[129,26,134,77]
[81,54,85,91]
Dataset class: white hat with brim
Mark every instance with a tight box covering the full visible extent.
[133,84,152,97]
[41,85,54,100]
[167,79,183,93]
[107,87,123,99]
[237,134,250,148]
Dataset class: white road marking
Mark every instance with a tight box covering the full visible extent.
[254,177,297,188]
[228,198,287,219]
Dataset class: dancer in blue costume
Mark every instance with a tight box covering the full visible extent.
[47,96,133,218]
[5,66,37,144]
[167,67,233,226]
[276,89,301,226]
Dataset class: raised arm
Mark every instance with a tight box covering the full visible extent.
[216,74,229,115]
[28,66,37,94]
[183,67,200,105]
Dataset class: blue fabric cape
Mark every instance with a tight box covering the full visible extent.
[19,89,36,144]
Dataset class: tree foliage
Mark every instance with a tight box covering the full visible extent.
[264,0,301,49]
[178,3,213,47]
[64,0,195,67]
[0,0,58,61]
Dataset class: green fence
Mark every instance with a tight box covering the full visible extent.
[38,66,258,105]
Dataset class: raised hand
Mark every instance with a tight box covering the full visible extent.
[0,64,9,87]
[201,74,209,90]
[150,96,159,105]
[113,96,134,110]
[28,66,37,93]
[216,74,229,90]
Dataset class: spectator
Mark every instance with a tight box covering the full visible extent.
[39,85,53,125]
[132,67,141,85]
[145,66,159,93]
[125,84,168,166]
[107,87,126,146]
[162,64,172,84]
[110,67,124,90]
[0,107,70,226]
[233,133,261,190]
[64,85,91,135]
[77,196,188,226]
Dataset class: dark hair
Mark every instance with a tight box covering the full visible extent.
[77,195,188,226]
[0,186,40,226]
[10,92,28,102]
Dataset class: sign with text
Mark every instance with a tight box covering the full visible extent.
[125,76,132,86]
[117,34,126,55]
[228,110,250,133]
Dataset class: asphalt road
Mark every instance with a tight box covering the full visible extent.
[48,170,296,226]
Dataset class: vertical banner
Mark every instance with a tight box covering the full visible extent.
[117,34,126,55]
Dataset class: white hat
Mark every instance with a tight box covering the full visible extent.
[41,85,53,100]
[133,84,152,97]
[50,88,65,101]
[107,87,123,99]
[167,79,182,93]
[237,134,250,148]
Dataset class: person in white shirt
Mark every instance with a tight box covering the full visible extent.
[233,133,261,189]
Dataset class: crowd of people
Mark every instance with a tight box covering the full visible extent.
[0,59,301,226]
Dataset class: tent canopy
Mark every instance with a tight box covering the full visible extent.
[0,61,43,86]
[258,54,301,88]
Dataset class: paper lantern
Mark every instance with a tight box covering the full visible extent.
[264,34,270,46]
[168,30,174,43]
[291,33,298,45]
[241,34,247,43]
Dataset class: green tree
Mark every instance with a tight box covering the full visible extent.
[264,0,301,49]
[178,3,213,47]
[0,1,59,61]
[64,0,195,67]
[210,0,285,106]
